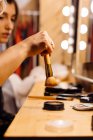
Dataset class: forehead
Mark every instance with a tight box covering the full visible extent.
[3,3,16,16]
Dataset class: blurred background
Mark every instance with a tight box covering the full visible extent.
[5,0,93,85]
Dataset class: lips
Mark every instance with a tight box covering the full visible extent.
[2,33,10,38]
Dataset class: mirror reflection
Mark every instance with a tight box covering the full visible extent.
[71,0,93,83]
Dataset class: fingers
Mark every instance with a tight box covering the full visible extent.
[40,31,55,54]
[25,31,55,57]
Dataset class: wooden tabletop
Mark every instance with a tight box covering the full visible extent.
[4,82,93,138]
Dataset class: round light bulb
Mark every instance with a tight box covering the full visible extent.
[61,23,69,33]
[67,46,73,54]
[81,7,88,17]
[61,40,68,50]
[79,41,86,50]
[70,5,75,14]
[62,6,70,16]
[68,38,74,45]
[91,1,93,13]
[80,24,88,34]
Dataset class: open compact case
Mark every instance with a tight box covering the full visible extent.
[44,82,83,97]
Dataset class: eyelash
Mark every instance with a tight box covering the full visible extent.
[0,17,4,19]
[11,19,16,23]
[0,17,16,23]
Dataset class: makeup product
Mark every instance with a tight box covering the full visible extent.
[43,101,64,111]
[45,120,73,133]
[58,93,82,98]
[72,103,93,111]
[88,92,93,97]
[80,96,93,103]
[45,86,82,93]
[44,92,82,98]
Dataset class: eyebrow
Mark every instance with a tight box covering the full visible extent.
[1,12,16,17]
[2,11,8,15]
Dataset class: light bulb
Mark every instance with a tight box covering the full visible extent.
[61,23,69,33]
[79,41,86,50]
[67,46,73,54]
[80,24,88,34]
[81,7,88,17]
[62,6,70,16]
[61,40,68,50]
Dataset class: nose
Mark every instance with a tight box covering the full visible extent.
[5,19,14,31]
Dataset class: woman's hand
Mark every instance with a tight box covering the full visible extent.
[22,31,55,57]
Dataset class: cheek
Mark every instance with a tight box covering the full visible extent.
[0,22,5,32]
[11,24,15,32]
[0,28,3,36]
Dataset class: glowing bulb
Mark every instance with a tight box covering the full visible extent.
[72,68,75,74]
[67,46,73,54]
[62,6,70,16]
[70,5,75,14]
[69,16,75,24]
[69,27,74,36]
[81,7,88,17]
[61,40,68,50]
[68,38,74,45]
[91,0,93,13]
[79,41,86,50]
[80,24,88,34]
[61,23,69,33]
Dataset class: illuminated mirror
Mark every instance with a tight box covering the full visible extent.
[72,0,93,84]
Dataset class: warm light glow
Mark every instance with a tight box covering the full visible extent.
[69,16,75,24]
[81,7,89,17]
[67,46,73,54]
[72,68,75,74]
[91,0,93,13]
[80,24,88,34]
[62,6,70,16]
[61,23,69,33]
[70,5,75,14]
[68,38,74,45]
[61,40,68,50]
[79,41,86,50]
[69,27,74,36]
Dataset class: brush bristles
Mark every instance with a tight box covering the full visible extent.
[45,76,59,87]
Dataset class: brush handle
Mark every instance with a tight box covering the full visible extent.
[28,95,73,101]
[44,54,51,64]
[44,54,53,78]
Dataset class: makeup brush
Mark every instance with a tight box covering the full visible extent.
[28,95,73,101]
[44,54,59,87]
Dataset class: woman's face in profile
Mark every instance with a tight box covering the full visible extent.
[0,1,16,43]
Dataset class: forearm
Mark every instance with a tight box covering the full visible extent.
[0,31,54,85]
[0,43,28,85]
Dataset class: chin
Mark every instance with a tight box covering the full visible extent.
[0,39,8,44]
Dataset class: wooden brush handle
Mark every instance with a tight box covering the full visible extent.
[44,54,51,64]
[28,95,73,101]
[44,54,53,78]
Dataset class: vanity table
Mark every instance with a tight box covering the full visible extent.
[4,81,93,139]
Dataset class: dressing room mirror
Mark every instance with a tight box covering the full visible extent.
[72,0,93,83]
